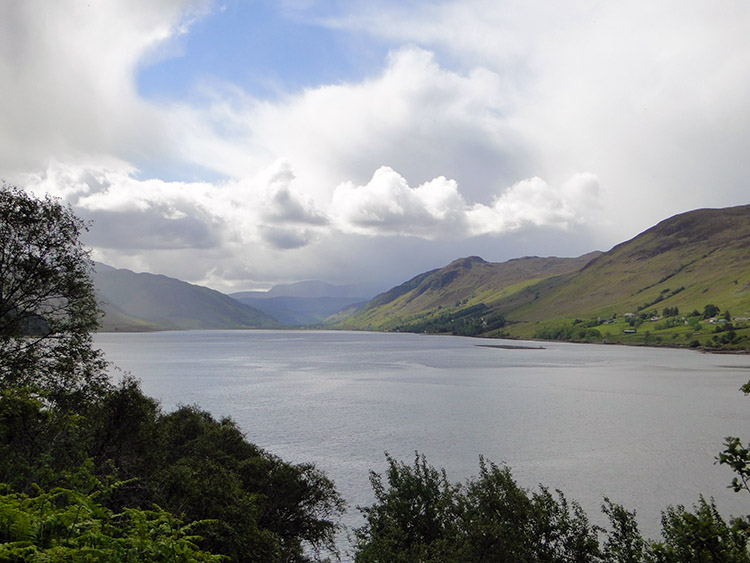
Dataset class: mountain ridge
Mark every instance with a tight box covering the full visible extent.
[339,253,600,331]
[94,265,279,331]
[338,205,750,350]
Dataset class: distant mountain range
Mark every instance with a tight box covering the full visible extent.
[94,264,278,331]
[94,267,370,331]
[337,205,750,350]
[94,205,750,350]
[230,281,370,326]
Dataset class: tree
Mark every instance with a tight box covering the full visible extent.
[648,498,750,563]
[703,304,720,319]
[148,405,345,562]
[600,498,645,563]
[460,458,599,562]
[718,380,750,499]
[354,453,601,562]
[354,453,463,562]
[0,184,107,406]
[0,186,345,561]
[0,378,346,562]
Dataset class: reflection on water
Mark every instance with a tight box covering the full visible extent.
[96,330,750,540]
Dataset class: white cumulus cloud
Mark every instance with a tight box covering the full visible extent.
[4,0,749,290]
[331,166,601,239]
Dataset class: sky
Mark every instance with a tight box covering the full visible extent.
[1,0,749,294]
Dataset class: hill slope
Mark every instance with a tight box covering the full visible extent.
[338,253,600,332]
[507,205,750,322]
[94,265,279,331]
[339,205,750,350]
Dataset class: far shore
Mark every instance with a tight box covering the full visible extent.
[474,343,546,350]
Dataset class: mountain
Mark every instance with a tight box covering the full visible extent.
[94,265,278,331]
[339,205,750,350]
[231,280,371,326]
[337,254,599,332]
[505,205,750,323]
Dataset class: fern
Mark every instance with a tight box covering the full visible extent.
[0,484,225,561]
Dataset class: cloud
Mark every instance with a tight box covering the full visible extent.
[20,158,331,253]
[259,226,317,250]
[258,160,329,226]
[4,0,750,291]
[0,0,212,176]
[172,46,526,202]
[23,160,226,250]
[332,1,750,236]
[330,167,467,237]
[469,172,602,235]
[331,166,600,239]
[24,154,600,247]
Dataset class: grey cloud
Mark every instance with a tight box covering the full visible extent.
[5,0,750,295]
[259,226,317,250]
[84,209,221,250]
[263,187,329,225]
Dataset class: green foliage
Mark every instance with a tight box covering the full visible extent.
[354,453,462,562]
[533,321,602,343]
[600,499,645,563]
[661,307,679,318]
[648,498,750,563]
[0,484,224,562]
[703,304,720,319]
[460,458,600,562]
[395,304,506,336]
[0,379,345,562]
[0,184,108,407]
[355,454,750,562]
[354,454,601,562]
[0,388,92,494]
[148,405,345,562]
[718,383,750,496]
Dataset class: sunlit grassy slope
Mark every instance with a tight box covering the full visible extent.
[337,205,750,350]
[336,254,601,331]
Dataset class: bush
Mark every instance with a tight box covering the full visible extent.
[649,498,750,563]
[0,483,224,562]
[0,379,345,562]
[355,455,750,562]
[354,454,600,562]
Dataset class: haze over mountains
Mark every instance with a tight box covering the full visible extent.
[94,266,370,331]
[230,281,371,326]
[95,204,750,350]
[94,264,279,331]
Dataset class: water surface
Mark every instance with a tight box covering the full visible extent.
[95,330,750,540]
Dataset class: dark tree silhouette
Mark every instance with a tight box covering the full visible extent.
[0,183,107,405]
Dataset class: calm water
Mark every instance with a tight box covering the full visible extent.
[95,330,750,541]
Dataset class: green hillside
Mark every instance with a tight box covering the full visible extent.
[94,265,279,331]
[337,253,600,332]
[338,205,750,351]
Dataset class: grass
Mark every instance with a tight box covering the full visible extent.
[338,206,750,351]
